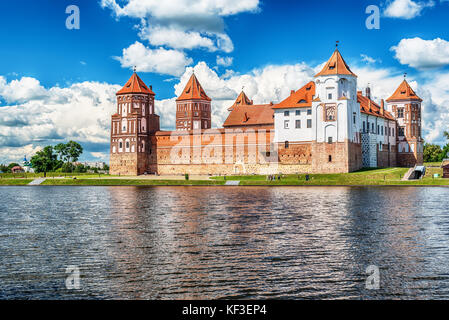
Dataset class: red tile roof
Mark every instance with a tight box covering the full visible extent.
[116,72,155,95]
[223,104,274,128]
[315,49,357,78]
[357,92,395,121]
[386,80,422,102]
[272,81,316,109]
[228,91,253,111]
[177,73,211,101]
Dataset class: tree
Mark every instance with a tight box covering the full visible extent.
[66,141,83,163]
[54,141,83,172]
[54,143,70,163]
[444,131,449,141]
[61,162,75,173]
[423,143,443,162]
[30,146,58,176]
[74,163,87,173]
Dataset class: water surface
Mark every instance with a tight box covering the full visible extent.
[1,186,449,299]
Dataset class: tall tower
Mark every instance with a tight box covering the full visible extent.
[311,48,362,172]
[176,73,212,130]
[110,71,160,175]
[386,79,423,167]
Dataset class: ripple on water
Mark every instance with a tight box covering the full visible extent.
[1,186,449,299]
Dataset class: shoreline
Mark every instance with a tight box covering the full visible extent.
[1,167,447,187]
[1,181,449,187]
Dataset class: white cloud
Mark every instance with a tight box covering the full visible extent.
[100,0,259,19]
[0,77,120,163]
[0,76,48,103]
[216,56,233,67]
[139,25,217,51]
[384,0,435,19]
[115,41,193,76]
[91,152,107,159]
[101,0,257,54]
[0,145,43,165]
[172,61,316,128]
[360,54,381,64]
[391,37,449,69]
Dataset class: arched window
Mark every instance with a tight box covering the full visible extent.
[119,139,123,153]
[125,139,130,152]
[142,118,146,132]
[112,146,116,153]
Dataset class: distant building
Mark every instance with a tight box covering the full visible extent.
[22,156,34,173]
[11,166,24,173]
[442,160,449,179]
[76,161,106,169]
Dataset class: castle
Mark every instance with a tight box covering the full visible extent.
[110,48,423,176]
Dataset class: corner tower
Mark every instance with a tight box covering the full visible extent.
[110,72,160,175]
[311,48,362,172]
[386,79,423,166]
[176,73,212,130]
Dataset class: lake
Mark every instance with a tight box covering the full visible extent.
[1,186,449,299]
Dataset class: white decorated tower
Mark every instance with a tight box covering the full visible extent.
[311,47,362,172]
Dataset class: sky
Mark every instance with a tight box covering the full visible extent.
[1,0,449,163]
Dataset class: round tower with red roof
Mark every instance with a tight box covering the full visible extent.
[110,71,160,175]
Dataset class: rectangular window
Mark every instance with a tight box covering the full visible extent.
[398,127,405,136]
[372,123,374,132]
[295,110,301,116]
[377,125,380,134]
[397,108,404,118]
[392,128,395,137]
[353,114,356,124]
[328,93,332,100]
[307,119,312,128]
[328,137,333,144]
[284,120,290,129]
[285,141,289,149]
[295,120,301,129]
[307,109,312,115]
[363,121,366,133]
[328,155,332,162]
[284,111,289,117]
[381,126,384,135]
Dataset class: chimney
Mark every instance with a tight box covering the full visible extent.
[150,85,153,91]
[380,99,385,116]
[366,86,371,99]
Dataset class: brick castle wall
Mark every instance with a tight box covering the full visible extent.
[311,140,362,173]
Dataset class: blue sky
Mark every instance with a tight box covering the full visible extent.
[1,0,449,163]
